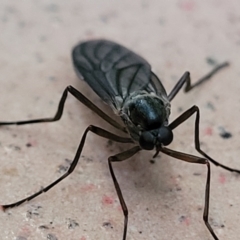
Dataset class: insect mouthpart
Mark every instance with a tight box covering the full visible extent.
[139,126,173,151]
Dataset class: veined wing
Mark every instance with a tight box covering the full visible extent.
[72,39,168,110]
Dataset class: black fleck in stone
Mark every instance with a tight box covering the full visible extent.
[67,218,79,229]
[149,159,155,164]
[206,57,217,66]
[220,131,232,139]
[219,127,232,139]
[15,237,27,240]
[47,233,58,240]
[38,225,49,229]
[103,222,113,229]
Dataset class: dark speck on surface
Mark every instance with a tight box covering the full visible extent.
[206,57,218,66]
[45,4,59,12]
[206,101,215,111]
[39,35,47,42]
[149,159,155,164]
[26,205,42,219]
[38,225,49,229]
[193,172,201,176]
[67,218,79,229]
[18,21,26,28]
[16,237,27,240]
[219,127,232,139]
[220,131,232,139]
[103,221,113,229]
[48,76,56,81]
[47,233,58,240]
[57,158,72,173]
[9,144,21,151]
[177,106,183,113]
[107,139,113,147]
[159,17,166,25]
[57,164,69,173]
[81,155,93,162]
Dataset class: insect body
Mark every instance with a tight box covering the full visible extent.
[1,39,239,240]
[73,40,173,151]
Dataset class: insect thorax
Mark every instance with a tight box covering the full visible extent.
[120,91,171,142]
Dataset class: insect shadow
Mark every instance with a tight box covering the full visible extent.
[1,39,239,240]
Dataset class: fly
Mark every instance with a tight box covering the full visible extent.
[1,39,239,240]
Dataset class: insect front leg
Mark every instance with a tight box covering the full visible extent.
[108,146,141,240]
[160,147,218,239]
[0,85,127,133]
[169,105,240,174]
[167,62,229,101]
[1,125,133,210]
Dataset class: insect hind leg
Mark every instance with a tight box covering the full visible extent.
[1,125,133,211]
[160,147,219,239]
[169,105,240,174]
[167,62,229,101]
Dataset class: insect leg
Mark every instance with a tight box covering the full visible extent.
[169,105,240,173]
[1,125,133,211]
[0,85,127,133]
[160,147,218,240]
[108,146,142,240]
[167,62,229,101]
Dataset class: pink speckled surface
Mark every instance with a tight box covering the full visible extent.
[0,1,240,240]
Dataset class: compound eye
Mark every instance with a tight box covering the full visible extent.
[158,126,173,146]
[139,131,155,150]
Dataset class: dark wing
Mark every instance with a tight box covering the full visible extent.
[72,39,167,110]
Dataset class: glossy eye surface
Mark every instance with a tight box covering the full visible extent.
[139,131,155,150]
[158,126,173,146]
